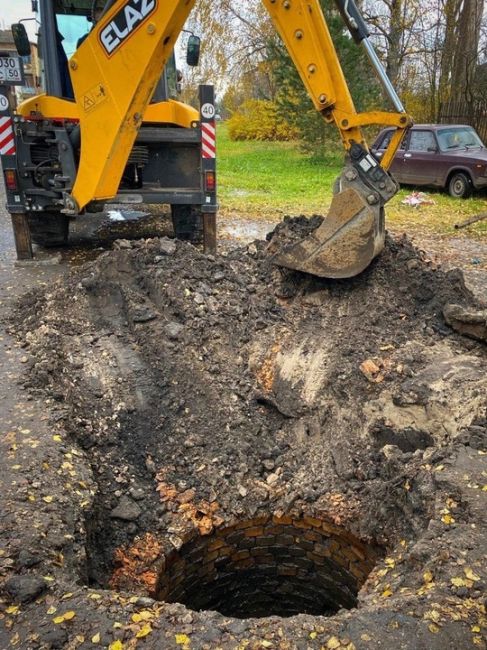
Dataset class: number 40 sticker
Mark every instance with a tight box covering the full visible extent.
[201,103,215,119]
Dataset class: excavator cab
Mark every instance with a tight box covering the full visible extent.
[5,0,214,251]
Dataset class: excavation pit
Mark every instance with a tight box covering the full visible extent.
[155,516,381,619]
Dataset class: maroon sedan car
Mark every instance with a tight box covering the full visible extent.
[372,124,487,198]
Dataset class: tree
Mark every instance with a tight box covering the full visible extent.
[270,0,381,152]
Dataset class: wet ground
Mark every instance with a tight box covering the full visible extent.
[0,182,486,650]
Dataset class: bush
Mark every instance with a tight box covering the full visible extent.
[227,99,298,141]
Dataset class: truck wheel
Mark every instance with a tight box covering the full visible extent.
[448,173,472,199]
[171,205,203,243]
[27,213,70,247]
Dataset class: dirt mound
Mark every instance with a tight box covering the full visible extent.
[3,220,487,649]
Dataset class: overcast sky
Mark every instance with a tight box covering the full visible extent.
[0,0,36,41]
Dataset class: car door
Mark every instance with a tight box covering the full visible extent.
[401,130,439,185]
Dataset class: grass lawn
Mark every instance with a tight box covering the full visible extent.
[217,124,487,238]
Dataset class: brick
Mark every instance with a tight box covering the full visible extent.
[262,527,283,537]
[332,552,350,569]
[292,519,311,529]
[244,526,265,537]
[226,531,245,545]
[202,551,217,563]
[217,545,233,557]
[321,521,340,535]
[314,543,332,557]
[275,533,295,545]
[240,537,256,549]
[257,535,276,546]
[350,563,367,581]
[232,550,250,561]
[306,551,325,566]
[350,545,366,561]
[251,547,274,558]
[234,557,255,570]
[287,545,306,558]
[207,538,227,552]
[216,525,235,537]
[303,515,323,528]
[303,530,322,543]
[278,565,298,577]
[273,515,293,526]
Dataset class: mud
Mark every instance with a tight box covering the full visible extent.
[1,218,486,649]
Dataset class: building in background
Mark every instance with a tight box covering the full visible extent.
[0,29,40,106]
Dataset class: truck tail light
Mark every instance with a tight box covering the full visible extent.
[4,169,17,191]
[205,171,216,192]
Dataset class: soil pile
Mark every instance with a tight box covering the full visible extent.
[2,219,486,649]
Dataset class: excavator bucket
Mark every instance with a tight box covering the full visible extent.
[273,187,385,279]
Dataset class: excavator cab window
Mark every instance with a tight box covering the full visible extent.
[165,52,178,100]
[57,14,91,56]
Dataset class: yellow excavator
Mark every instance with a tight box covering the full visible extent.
[2,0,412,278]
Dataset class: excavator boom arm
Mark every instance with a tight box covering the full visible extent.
[69,0,410,213]
[67,0,411,278]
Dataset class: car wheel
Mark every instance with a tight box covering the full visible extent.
[448,172,472,199]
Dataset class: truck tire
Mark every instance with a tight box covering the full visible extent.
[171,205,203,243]
[27,213,70,247]
[448,172,472,199]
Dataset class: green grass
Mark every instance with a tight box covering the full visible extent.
[217,124,487,238]
[217,124,341,217]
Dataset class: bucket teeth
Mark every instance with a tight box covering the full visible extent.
[273,188,386,279]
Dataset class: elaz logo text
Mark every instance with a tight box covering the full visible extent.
[99,0,157,56]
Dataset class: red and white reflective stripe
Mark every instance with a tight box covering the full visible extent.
[201,121,216,159]
[0,116,15,156]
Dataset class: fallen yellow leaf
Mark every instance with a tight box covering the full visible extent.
[464,568,480,582]
[309,631,317,639]
[89,593,102,600]
[52,435,62,442]
[441,513,455,525]
[136,623,152,639]
[423,571,433,583]
[175,634,191,646]
[91,633,101,643]
[382,589,393,598]
[63,611,76,621]
[46,606,57,615]
[451,577,468,587]
[326,637,341,649]
[429,624,440,634]
[6,605,19,615]
[109,642,123,650]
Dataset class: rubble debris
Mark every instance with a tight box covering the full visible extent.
[443,303,487,341]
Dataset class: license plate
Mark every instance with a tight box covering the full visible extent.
[0,56,23,85]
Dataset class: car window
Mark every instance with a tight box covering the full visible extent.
[437,127,484,151]
[377,131,405,150]
[408,130,436,152]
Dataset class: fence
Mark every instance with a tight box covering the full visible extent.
[438,99,487,143]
